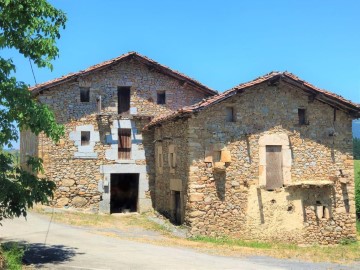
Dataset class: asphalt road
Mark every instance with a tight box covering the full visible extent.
[0,213,357,270]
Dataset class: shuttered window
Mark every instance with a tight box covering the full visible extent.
[118,129,131,159]
[266,145,283,190]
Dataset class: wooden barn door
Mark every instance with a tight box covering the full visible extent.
[266,145,283,190]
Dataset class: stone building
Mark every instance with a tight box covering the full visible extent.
[21,52,216,214]
[21,52,360,244]
[145,72,360,244]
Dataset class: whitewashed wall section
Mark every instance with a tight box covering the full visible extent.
[69,125,100,158]
[105,119,145,161]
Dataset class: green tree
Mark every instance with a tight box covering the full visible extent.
[354,137,360,160]
[0,0,66,221]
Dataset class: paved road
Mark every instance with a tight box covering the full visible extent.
[0,213,356,270]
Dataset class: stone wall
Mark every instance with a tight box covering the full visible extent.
[21,57,211,212]
[153,120,189,223]
[168,82,356,244]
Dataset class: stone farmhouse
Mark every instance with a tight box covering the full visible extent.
[21,52,360,244]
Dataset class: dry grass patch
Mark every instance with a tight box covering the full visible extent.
[32,206,360,264]
[32,206,168,233]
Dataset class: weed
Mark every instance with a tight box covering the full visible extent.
[190,235,272,249]
[339,238,357,245]
[0,242,25,270]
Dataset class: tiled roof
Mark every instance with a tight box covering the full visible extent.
[29,52,217,96]
[144,71,360,129]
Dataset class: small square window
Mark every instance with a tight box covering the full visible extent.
[80,87,90,102]
[225,107,235,122]
[81,131,91,146]
[298,108,307,125]
[213,151,221,163]
[157,91,166,105]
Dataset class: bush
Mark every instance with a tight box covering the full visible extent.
[0,243,25,270]
[355,161,360,219]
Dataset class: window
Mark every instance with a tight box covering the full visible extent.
[157,91,166,105]
[118,129,131,159]
[225,107,235,122]
[170,153,175,168]
[118,87,131,114]
[168,144,176,173]
[298,108,307,125]
[158,153,163,168]
[157,145,163,174]
[80,87,90,102]
[213,151,221,163]
[266,145,283,190]
[81,131,91,146]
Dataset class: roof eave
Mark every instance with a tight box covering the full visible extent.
[30,52,217,96]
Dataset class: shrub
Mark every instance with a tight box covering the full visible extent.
[355,161,360,219]
[0,243,25,270]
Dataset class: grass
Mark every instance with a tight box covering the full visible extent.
[32,206,169,233]
[190,235,272,249]
[29,161,360,264]
[32,206,360,264]
[0,243,25,270]
[355,160,360,175]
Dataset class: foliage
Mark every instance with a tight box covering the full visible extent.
[339,237,357,246]
[354,137,360,160]
[0,0,66,221]
[0,243,25,270]
[355,160,360,219]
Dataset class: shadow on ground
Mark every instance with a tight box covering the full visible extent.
[2,240,83,267]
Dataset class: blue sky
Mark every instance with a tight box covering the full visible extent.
[3,0,360,148]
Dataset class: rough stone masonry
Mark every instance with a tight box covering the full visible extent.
[21,53,360,245]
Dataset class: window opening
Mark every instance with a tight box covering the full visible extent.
[157,91,166,105]
[80,87,90,102]
[118,87,131,114]
[298,108,307,125]
[225,107,235,122]
[81,131,90,146]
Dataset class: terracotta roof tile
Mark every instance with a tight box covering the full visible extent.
[144,71,360,129]
[30,52,217,96]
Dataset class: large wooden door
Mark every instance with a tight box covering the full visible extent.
[266,145,283,190]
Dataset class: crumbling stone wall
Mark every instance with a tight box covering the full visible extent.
[22,58,211,212]
[153,120,189,223]
[166,82,356,244]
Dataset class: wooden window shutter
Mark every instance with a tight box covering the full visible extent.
[266,145,283,190]
[118,129,131,159]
